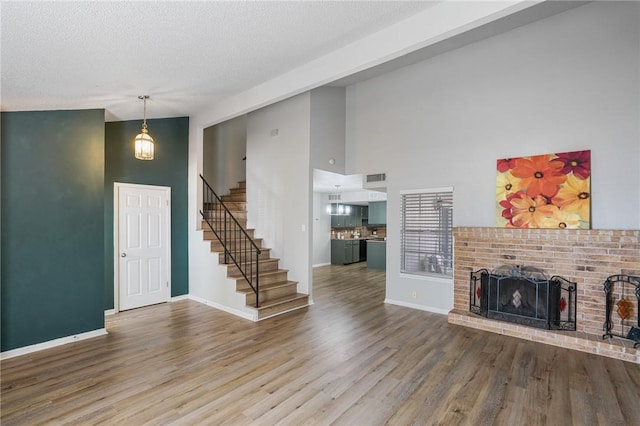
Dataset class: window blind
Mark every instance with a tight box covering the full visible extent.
[400,188,453,277]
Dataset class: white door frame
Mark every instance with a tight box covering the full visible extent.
[113,182,172,313]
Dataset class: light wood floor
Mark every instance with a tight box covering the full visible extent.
[2,263,640,425]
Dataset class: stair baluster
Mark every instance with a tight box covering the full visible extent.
[199,175,261,307]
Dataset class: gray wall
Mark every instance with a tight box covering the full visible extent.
[310,87,346,174]
[203,115,247,195]
[246,93,312,295]
[345,1,640,313]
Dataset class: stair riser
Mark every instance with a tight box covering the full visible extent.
[201,218,248,228]
[210,239,263,251]
[218,250,270,263]
[203,230,255,240]
[203,211,248,220]
[221,194,246,202]
[227,260,279,276]
[229,188,246,195]
[237,181,246,189]
[203,201,247,212]
[235,271,288,289]
[245,283,298,305]
[257,296,309,319]
[221,201,247,211]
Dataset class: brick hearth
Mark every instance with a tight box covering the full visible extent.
[449,227,640,364]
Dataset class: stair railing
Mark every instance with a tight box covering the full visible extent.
[199,175,261,307]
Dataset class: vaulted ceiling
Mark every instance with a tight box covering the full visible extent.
[1,1,581,123]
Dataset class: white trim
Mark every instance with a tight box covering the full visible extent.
[114,182,172,313]
[399,272,453,284]
[104,309,116,316]
[0,329,108,360]
[312,262,331,268]
[400,186,454,195]
[188,294,255,321]
[256,304,309,322]
[171,294,189,302]
[384,298,450,315]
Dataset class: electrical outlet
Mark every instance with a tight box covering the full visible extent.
[411,291,417,299]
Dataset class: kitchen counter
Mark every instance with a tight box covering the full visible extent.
[331,236,384,241]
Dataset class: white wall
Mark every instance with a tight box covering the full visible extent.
[312,192,331,266]
[202,115,247,195]
[246,93,312,296]
[345,2,640,313]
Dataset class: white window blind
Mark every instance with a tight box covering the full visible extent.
[400,188,453,277]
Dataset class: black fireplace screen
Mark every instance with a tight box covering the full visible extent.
[470,265,577,331]
[603,274,640,348]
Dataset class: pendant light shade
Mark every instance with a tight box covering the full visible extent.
[134,95,154,160]
[326,185,351,215]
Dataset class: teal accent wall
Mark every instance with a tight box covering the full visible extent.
[104,117,189,309]
[1,109,105,352]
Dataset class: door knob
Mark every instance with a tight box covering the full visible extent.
[121,253,127,257]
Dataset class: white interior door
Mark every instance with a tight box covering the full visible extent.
[116,183,170,311]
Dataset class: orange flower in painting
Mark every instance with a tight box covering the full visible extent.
[510,193,559,228]
[511,155,567,197]
[552,173,590,221]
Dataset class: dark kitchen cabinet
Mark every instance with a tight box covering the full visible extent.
[331,205,368,228]
[331,240,361,265]
[368,201,387,225]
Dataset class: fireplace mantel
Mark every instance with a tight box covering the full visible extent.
[449,227,640,364]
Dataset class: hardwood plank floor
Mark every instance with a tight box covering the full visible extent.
[2,263,639,425]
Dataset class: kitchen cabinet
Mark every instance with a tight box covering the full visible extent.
[331,240,361,265]
[330,205,368,228]
[367,240,386,270]
[353,205,368,226]
[331,214,346,228]
[368,201,387,225]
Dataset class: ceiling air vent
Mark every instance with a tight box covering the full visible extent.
[363,172,387,190]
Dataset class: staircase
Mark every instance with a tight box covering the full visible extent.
[201,180,309,320]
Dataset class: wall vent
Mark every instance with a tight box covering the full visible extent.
[363,172,387,189]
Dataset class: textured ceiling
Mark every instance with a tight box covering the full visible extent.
[1,1,438,121]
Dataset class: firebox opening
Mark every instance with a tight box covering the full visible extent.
[470,265,577,331]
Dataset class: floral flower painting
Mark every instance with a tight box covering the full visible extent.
[496,150,591,229]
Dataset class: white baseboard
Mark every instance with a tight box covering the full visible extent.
[312,262,331,268]
[188,294,255,321]
[171,294,189,302]
[0,328,108,360]
[104,309,116,316]
[384,298,450,315]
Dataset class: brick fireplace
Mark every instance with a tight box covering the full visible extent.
[448,227,640,364]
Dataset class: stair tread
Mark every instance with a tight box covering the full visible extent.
[203,210,246,215]
[202,227,255,233]
[214,249,271,256]
[228,268,289,280]
[236,280,298,295]
[249,293,308,310]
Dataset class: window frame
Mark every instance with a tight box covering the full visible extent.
[400,187,454,279]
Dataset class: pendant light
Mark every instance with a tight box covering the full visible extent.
[326,185,351,216]
[134,95,154,160]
